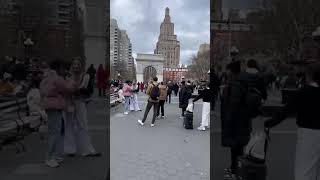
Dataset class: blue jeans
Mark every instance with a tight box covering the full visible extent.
[124,96,131,112]
[46,109,64,161]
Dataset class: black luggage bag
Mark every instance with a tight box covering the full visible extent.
[236,129,270,180]
[237,156,267,180]
[183,111,193,129]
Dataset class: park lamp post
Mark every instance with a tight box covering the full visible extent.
[24,38,34,59]
[312,26,320,44]
[229,46,239,63]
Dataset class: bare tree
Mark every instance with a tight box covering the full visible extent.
[186,49,210,81]
[257,0,320,62]
[116,60,131,81]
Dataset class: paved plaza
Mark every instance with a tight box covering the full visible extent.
[0,97,108,180]
[110,93,210,180]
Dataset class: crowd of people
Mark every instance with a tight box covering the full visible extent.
[213,57,320,180]
[112,75,212,131]
[0,56,108,168]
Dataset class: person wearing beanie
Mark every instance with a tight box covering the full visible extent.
[138,77,160,127]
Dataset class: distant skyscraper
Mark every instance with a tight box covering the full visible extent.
[110,18,120,68]
[154,7,180,68]
[197,43,210,56]
[119,30,133,72]
[110,18,134,77]
[0,0,83,59]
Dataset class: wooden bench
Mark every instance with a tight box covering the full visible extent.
[110,91,120,107]
[0,96,42,152]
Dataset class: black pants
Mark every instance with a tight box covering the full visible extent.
[230,146,244,174]
[142,101,159,124]
[157,100,165,117]
[181,107,187,116]
[166,93,171,103]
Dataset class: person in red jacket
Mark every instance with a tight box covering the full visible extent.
[140,82,144,92]
[96,64,106,97]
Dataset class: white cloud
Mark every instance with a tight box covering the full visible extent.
[111,0,210,65]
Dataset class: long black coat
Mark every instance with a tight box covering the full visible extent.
[179,85,191,108]
[221,72,267,148]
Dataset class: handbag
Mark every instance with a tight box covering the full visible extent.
[79,74,91,97]
[186,100,194,112]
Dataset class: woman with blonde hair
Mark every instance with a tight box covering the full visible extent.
[64,58,101,157]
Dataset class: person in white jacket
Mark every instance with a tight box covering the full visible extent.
[27,79,47,122]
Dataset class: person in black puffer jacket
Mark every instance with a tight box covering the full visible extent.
[179,81,192,118]
[221,59,267,179]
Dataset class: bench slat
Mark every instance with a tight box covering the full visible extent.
[0,105,27,118]
[0,116,41,134]
[0,98,27,109]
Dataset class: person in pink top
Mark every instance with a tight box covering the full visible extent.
[40,60,76,168]
[122,80,133,115]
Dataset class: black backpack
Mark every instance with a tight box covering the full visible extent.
[150,84,160,100]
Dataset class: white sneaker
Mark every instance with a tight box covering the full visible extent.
[45,159,59,168]
[124,112,129,115]
[197,126,206,131]
[150,124,155,127]
[138,120,144,126]
[161,116,166,119]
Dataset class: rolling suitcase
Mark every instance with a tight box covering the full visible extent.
[236,129,270,180]
[183,111,193,129]
[237,156,267,180]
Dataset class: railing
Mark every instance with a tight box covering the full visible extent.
[0,96,42,153]
[110,90,120,107]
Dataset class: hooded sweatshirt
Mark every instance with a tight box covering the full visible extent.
[146,81,159,103]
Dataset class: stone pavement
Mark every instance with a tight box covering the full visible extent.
[211,96,297,180]
[0,97,108,180]
[110,93,210,180]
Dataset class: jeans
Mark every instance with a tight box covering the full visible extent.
[166,93,171,103]
[157,100,165,117]
[142,101,159,124]
[295,128,320,180]
[46,109,64,161]
[124,96,131,112]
